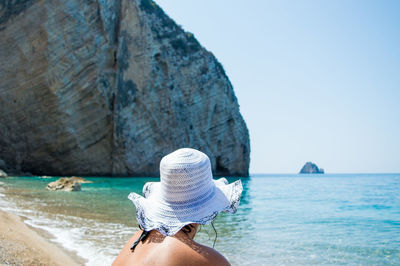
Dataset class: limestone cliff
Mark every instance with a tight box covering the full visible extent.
[0,0,250,176]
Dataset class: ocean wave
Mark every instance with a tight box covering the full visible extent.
[0,187,134,266]
[24,213,134,265]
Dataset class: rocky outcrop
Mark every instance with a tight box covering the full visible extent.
[46,177,92,191]
[0,0,249,177]
[299,162,324,174]
[0,158,7,177]
[0,169,7,178]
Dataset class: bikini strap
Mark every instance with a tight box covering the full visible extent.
[130,230,149,252]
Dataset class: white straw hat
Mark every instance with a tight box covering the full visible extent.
[128,148,243,236]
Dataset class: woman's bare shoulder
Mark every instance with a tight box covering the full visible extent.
[167,239,231,266]
[113,230,231,266]
[195,243,231,266]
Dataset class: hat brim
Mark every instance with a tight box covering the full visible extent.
[128,178,243,236]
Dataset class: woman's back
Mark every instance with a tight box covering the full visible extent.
[112,230,230,266]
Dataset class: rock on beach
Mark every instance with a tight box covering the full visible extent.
[46,177,92,192]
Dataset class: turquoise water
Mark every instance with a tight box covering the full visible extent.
[0,174,399,265]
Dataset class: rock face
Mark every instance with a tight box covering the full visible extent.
[46,176,92,191]
[299,162,324,174]
[0,169,7,178]
[0,160,9,177]
[0,0,250,176]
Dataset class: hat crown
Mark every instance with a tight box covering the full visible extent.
[159,148,214,203]
[128,147,243,236]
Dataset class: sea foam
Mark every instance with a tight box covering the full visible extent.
[0,187,133,266]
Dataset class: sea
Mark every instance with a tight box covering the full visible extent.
[0,174,399,265]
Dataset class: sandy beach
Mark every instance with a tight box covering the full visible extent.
[0,209,84,266]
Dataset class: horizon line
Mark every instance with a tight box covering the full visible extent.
[249,172,400,175]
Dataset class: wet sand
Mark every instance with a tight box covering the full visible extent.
[0,209,85,265]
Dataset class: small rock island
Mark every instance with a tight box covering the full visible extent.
[299,162,324,174]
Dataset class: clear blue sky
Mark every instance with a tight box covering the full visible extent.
[156,0,400,173]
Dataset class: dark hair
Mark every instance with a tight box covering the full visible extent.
[181,224,195,234]
[138,223,195,234]
[183,223,218,248]
[138,223,218,248]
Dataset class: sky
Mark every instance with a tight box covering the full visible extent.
[155,0,400,174]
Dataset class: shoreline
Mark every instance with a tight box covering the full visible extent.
[0,208,86,265]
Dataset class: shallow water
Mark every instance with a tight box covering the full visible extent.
[0,174,399,265]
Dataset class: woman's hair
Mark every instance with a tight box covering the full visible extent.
[182,223,218,248]
[137,223,218,248]
[139,223,195,234]
[181,224,195,234]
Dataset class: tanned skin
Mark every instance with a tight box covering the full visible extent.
[112,224,231,266]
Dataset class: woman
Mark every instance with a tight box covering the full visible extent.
[113,148,243,265]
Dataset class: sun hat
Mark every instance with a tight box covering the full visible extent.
[128,148,243,236]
